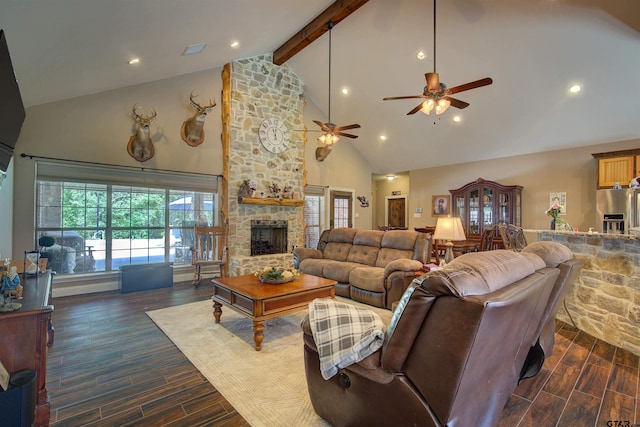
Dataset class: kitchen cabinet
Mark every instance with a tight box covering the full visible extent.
[450,178,522,245]
[592,149,640,189]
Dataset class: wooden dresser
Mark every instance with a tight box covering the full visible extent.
[0,271,53,427]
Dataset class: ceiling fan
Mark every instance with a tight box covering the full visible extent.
[313,21,360,145]
[383,0,493,115]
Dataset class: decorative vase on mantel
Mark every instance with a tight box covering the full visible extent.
[550,218,556,230]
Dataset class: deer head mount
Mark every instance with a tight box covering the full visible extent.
[181,92,216,147]
[357,196,369,207]
[315,144,333,162]
[127,104,157,162]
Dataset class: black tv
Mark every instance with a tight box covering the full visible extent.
[0,29,26,171]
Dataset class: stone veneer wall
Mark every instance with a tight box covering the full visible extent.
[227,54,306,275]
[537,231,640,355]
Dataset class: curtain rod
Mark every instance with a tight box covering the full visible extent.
[20,152,223,179]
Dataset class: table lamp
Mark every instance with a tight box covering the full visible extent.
[433,216,466,264]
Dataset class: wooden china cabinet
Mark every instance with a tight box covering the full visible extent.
[450,178,523,246]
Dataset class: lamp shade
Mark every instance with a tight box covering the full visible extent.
[433,216,466,242]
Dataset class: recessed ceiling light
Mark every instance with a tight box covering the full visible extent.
[230,41,240,48]
[387,175,395,181]
[379,135,387,141]
[416,51,426,60]
[341,87,349,95]
[128,58,140,65]
[453,116,461,122]
[182,43,207,56]
[569,84,582,93]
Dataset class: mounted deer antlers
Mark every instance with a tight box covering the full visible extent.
[181,92,216,146]
[127,104,157,162]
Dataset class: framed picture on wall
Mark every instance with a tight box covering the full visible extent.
[432,195,450,217]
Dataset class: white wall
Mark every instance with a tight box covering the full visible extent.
[12,68,224,259]
[303,98,374,230]
[0,158,13,259]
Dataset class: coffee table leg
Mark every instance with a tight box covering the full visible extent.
[212,300,222,323]
[252,320,265,351]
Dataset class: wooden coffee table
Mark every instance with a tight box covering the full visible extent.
[211,273,336,351]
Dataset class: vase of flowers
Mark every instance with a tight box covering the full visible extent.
[545,199,562,230]
[238,179,257,198]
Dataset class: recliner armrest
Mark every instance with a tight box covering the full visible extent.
[293,247,323,268]
[383,259,423,277]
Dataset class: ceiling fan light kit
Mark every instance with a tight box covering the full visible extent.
[383,0,493,117]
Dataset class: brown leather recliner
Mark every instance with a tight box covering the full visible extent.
[302,243,582,427]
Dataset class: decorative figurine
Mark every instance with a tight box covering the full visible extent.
[2,266,22,299]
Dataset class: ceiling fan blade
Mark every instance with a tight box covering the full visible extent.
[407,102,425,115]
[447,97,470,109]
[445,77,493,95]
[336,132,359,139]
[333,123,361,131]
[313,120,332,132]
[383,95,426,101]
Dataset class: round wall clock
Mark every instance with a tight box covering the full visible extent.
[259,118,290,153]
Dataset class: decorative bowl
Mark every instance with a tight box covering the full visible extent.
[259,275,295,284]
[254,267,300,285]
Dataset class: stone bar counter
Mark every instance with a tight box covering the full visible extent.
[527,230,640,355]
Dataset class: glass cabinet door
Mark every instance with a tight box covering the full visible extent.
[453,194,466,221]
[498,192,510,225]
[482,187,493,230]
[469,189,480,235]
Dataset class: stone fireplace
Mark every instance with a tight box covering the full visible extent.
[225,54,306,275]
[251,220,288,256]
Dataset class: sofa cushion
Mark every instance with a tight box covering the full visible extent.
[347,230,384,265]
[299,258,327,277]
[376,247,414,268]
[328,227,358,243]
[322,260,364,283]
[323,242,352,262]
[522,241,573,267]
[375,230,418,267]
[349,266,386,293]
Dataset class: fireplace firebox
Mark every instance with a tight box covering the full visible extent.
[251,220,288,256]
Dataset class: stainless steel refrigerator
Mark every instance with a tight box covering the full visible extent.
[596,188,640,234]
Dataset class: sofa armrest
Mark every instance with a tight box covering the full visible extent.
[293,247,323,268]
[384,259,423,277]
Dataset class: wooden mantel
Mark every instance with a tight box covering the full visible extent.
[238,197,304,207]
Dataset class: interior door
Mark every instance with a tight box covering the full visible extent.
[387,197,406,227]
[330,190,352,228]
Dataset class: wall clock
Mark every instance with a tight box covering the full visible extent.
[259,118,290,153]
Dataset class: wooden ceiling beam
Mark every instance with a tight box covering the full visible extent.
[273,0,369,65]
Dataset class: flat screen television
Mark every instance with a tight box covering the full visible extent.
[0,29,26,171]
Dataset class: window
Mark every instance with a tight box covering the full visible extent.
[35,161,218,275]
[330,190,352,229]
[303,185,326,249]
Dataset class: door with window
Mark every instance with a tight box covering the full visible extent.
[330,190,352,229]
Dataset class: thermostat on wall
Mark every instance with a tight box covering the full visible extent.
[416,208,423,213]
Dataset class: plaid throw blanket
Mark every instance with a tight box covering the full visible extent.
[308,299,385,380]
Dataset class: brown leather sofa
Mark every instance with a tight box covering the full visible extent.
[302,242,582,427]
[293,228,431,309]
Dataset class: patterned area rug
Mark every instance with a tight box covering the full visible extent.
[147,298,391,427]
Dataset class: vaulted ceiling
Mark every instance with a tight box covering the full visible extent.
[1,0,639,174]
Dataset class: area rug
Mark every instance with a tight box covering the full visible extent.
[147,298,392,427]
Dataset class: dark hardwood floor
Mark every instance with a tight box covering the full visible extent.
[47,281,639,426]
